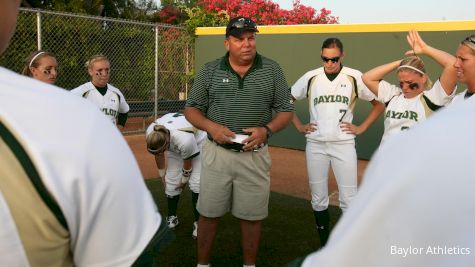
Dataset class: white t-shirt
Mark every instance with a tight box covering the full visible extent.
[291,66,376,142]
[0,67,160,267]
[146,112,206,160]
[71,82,129,125]
[299,95,475,267]
[377,79,454,143]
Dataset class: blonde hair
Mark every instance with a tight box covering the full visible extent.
[461,35,475,53]
[146,124,170,153]
[85,54,109,70]
[397,56,433,89]
[22,50,56,77]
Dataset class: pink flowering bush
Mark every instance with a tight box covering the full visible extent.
[154,4,188,24]
[197,0,338,25]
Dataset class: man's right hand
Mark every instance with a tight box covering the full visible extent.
[208,124,235,144]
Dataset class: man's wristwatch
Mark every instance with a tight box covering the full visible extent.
[264,125,273,139]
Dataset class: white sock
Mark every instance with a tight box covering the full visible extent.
[243,265,255,267]
[197,264,210,267]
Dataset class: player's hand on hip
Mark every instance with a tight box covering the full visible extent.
[340,122,363,135]
[209,124,235,144]
[242,127,266,151]
[299,123,317,134]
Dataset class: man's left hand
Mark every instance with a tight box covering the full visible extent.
[242,127,267,151]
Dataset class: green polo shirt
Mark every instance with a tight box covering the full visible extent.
[186,53,294,135]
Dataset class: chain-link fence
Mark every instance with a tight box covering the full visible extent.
[0,8,194,134]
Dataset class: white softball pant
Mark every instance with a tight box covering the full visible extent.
[165,151,201,197]
[306,140,357,212]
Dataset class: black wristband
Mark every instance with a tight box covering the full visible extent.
[264,125,273,139]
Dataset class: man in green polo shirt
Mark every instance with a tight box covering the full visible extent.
[185,16,294,267]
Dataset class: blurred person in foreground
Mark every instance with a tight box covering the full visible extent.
[0,1,171,266]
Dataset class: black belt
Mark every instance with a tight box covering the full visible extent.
[207,135,265,152]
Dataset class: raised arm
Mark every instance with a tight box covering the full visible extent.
[406,30,457,95]
[362,60,403,97]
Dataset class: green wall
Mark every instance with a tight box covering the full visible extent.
[193,24,474,159]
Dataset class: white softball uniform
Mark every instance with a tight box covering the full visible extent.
[146,113,206,196]
[0,67,160,266]
[71,82,129,125]
[291,66,376,212]
[377,79,455,143]
[299,96,475,267]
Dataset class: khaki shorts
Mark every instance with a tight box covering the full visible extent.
[197,139,272,221]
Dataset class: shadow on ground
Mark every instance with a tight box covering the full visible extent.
[146,179,342,267]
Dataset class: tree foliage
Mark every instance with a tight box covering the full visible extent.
[21,0,339,28]
[155,0,339,36]
[21,0,158,20]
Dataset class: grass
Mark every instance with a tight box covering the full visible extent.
[145,178,342,267]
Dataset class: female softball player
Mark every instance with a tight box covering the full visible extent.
[70,54,129,129]
[291,37,384,247]
[146,112,206,239]
[450,35,475,105]
[22,50,58,84]
[362,30,458,144]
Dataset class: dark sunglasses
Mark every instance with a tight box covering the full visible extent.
[464,36,475,44]
[399,81,419,90]
[228,18,257,31]
[321,56,340,63]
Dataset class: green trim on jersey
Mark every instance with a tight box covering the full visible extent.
[422,94,443,112]
[0,121,68,231]
[465,91,474,99]
[346,74,359,113]
[306,75,317,98]
[183,151,200,160]
[95,86,108,96]
[325,72,339,81]
[0,124,72,266]
[306,68,360,113]
[118,112,128,126]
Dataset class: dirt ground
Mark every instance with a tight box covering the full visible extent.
[124,133,369,206]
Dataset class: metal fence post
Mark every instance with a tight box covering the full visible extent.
[1,8,192,135]
[36,11,42,50]
[154,24,159,120]
[185,44,189,100]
